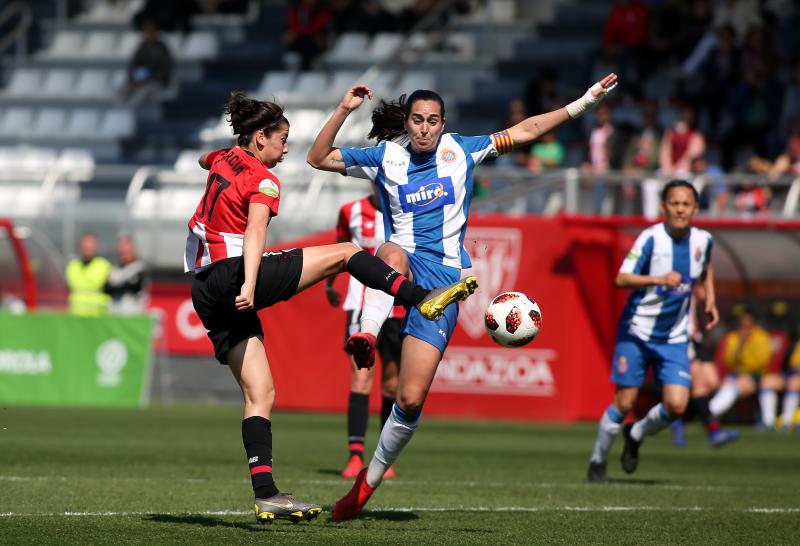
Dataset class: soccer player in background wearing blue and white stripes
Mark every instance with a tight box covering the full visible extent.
[587,180,720,482]
[308,73,618,520]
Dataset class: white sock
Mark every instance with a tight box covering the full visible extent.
[631,403,673,442]
[366,403,419,488]
[781,391,800,428]
[759,389,778,427]
[360,288,394,337]
[709,381,739,417]
[590,405,625,464]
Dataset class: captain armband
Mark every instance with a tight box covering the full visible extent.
[490,129,515,155]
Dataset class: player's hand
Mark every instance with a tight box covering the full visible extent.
[339,85,372,112]
[325,285,341,307]
[705,301,719,330]
[235,282,255,312]
[591,73,618,97]
[661,271,682,287]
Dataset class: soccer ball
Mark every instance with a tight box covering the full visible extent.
[484,292,542,348]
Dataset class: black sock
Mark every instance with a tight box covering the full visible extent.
[346,250,428,307]
[242,416,279,499]
[690,396,713,427]
[381,396,394,430]
[348,392,369,459]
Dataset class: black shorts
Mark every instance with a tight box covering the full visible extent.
[191,249,303,364]
[343,310,403,365]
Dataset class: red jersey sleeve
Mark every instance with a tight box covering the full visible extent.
[246,171,281,217]
[336,204,351,241]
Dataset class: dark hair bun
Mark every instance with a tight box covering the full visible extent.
[223,91,288,145]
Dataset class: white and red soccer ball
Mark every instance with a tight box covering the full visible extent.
[484,292,542,348]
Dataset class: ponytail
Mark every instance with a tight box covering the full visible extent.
[368,89,446,143]
[224,91,288,146]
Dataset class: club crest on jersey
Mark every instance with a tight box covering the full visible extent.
[694,246,703,262]
[617,355,628,374]
[259,179,279,198]
[440,147,457,163]
[398,176,455,212]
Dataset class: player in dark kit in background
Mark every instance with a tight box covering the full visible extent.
[326,193,403,480]
[186,92,478,523]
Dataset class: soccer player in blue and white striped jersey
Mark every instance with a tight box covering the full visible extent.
[308,73,618,519]
[588,180,721,482]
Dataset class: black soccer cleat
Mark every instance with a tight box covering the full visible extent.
[587,461,608,483]
[621,424,641,474]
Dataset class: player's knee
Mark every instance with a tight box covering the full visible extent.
[663,398,688,417]
[244,385,275,415]
[381,378,398,399]
[397,390,426,415]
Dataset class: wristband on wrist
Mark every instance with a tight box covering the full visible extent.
[565,81,616,119]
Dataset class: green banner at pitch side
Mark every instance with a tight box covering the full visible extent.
[0,312,154,407]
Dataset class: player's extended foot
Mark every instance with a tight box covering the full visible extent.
[671,418,687,448]
[587,461,608,483]
[621,424,641,474]
[254,493,322,524]
[341,454,364,478]
[417,276,479,321]
[332,467,375,522]
[345,332,377,369]
[383,464,397,479]
[708,429,740,448]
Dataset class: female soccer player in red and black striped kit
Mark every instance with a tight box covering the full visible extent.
[185,92,477,523]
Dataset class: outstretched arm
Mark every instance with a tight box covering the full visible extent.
[507,73,618,149]
[307,85,373,173]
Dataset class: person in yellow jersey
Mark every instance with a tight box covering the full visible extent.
[65,232,111,316]
[779,340,800,431]
[709,308,775,426]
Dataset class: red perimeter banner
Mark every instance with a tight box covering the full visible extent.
[149,215,624,422]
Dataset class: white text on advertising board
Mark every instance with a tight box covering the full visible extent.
[433,346,556,396]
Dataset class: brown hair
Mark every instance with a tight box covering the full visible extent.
[224,91,288,146]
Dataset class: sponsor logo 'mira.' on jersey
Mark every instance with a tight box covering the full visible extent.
[398,177,455,212]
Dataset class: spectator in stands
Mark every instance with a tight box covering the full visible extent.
[752,119,800,179]
[118,19,174,107]
[528,131,564,174]
[66,232,111,316]
[660,106,705,177]
[643,0,686,74]
[712,0,761,45]
[134,0,196,33]
[709,307,777,427]
[331,0,396,36]
[105,236,148,315]
[690,155,728,214]
[623,100,661,175]
[583,103,615,213]
[284,0,332,70]
[733,180,771,216]
[602,0,649,80]
[781,339,800,431]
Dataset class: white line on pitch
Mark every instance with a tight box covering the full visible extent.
[2,506,800,517]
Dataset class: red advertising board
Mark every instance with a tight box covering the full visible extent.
[148,215,620,422]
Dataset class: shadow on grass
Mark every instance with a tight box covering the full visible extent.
[609,478,663,485]
[144,514,264,531]
[357,510,419,522]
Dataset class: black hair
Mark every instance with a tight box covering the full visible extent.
[368,89,445,142]
[224,91,288,146]
[660,179,699,204]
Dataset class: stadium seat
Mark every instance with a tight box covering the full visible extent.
[116,32,141,59]
[162,33,183,56]
[56,148,96,173]
[292,72,329,102]
[257,71,296,99]
[39,31,83,59]
[99,109,134,138]
[0,108,35,137]
[4,69,42,98]
[397,71,435,95]
[83,31,119,59]
[326,71,362,102]
[286,109,327,142]
[75,70,113,100]
[327,33,369,62]
[41,69,78,98]
[368,33,403,62]
[18,147,58,171]
[182,31,219,60]
[173,149,205,175]
[65,108,102,138]
[32,108,69,138]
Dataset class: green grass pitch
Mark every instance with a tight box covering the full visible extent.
[1,405,798,544]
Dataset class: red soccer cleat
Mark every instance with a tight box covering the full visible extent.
[340,454,364,478]
[332,467,375,522]
[383,464,397,480]
[345,332,377,369]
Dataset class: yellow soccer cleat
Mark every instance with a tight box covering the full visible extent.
[417,276,479,321]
